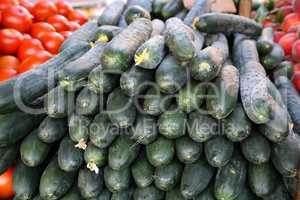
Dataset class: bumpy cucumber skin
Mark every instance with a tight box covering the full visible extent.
[176,136,202,164]
[84,143,107,169]
[166,188,185,200]
[111,189,134,200]
[151,19,165,37]
[104,166,131,192]
[98,0,126,25]
[131,152,154,188]
[38,117,67,144]
[60,185,83,200]
[124,5,151,25]
[76,87,100,116]
[68,114,91,144]
[0,144,18,174]
[89,189,111,200]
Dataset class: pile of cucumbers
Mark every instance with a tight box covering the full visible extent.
[0,0,300,199]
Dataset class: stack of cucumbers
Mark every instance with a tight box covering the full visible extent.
[0,0,300,199]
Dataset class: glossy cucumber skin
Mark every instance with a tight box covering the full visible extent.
[183,0,212,25]
[84,143,107,170]
[98,0,126,25]
[60,185,83,200]
[256,27,274,56]
[131,152,154,188]
[165,188,186,200]
[133,185,165,200]
[0,144,18,174]
[261,44,284,70]
[151,19,165,37]
[76,87,100,116]
[104,166,131,192]
[68,114,91,145]
[124,5,151,25]
[94,25,121,42]
[176,136,202,164]
[162,0,183,19]
[263,182,291,200]
[38,117,67,144]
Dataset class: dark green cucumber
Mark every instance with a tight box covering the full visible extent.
[176,136,202,164]
[183,0,212,26]
[89,113,117,148]
[248,162,277,197]
[154,159,183,191]
[88,66,120,94]
[131,151,154,188]
[283,177,298,198]
[273,61,293,79]
[0,144,18,174]
[104,166,131,192]
[98,0,126,25]
[133,185,164,200]
[235,186,259,200]
[194,185,215,200]
[111,189,134,200]
[180,159,215,198]
[13,162,43,200]
[58,137,84,172]
[76,87,100,115]
[78,168,104,199]
[60,185,83,200]
[68,114,91,149]
[127,0,153,12]
[263,182,291,200]
[256,27,274,56]
[155,55,187,94]
[162,0,183,19]
[207,64,239,119]
[134,35,166,69]
[90,189,111,200]
[107,88,137,128]
[33,195,42,200]
[158,106,187,139]
[108,135,140,170]
[101,18,152,73]
[143,87,172,116]
[204,136,234,168]
[130,113,158,145]
[95,25,121,43]
[166,188,185,200]
[44,86,75,118]
[214,153,247,200]
[20,130,50,167]
[84,143,107,173]
[188,112,218,142]
[38,117,67,144]
[152,0,170,17]
[124,5,151,24]
[120,65,154,96]
[261,44,284,70]
[39,158,76,200]
[241,132,271,164]
[0,111,43,147]
[151,19,165,37]
[194,13,262,36]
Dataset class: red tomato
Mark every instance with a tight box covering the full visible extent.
[60,31,72,39]
[280,5,293,17]
[32,0,57,22]
[282,13,300,32]
[0,29,23,54]
[18,38,44,61]
[39,32,64,54]
[279,32,298,56]
[19,0,34,14]
[276,0,292,8]
[0,67,17,81]
[55,0,73,16]
[294,0,300,15]
[0,167,14,198]
[18,50,52,73]
[292,39,300,62]
[262,19,273,28]
[2,6,33,33]
[23,33,32,41]
[0,55,19,69]
[67,10,87,25]
[69,21,80,31]
[30,22,56,40]
[274,31,286,43]
[0,0,18,12]
[47,14,70,32]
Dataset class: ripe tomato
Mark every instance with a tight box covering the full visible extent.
[294,0,300,15]
[279,32,298,56]
[32,0,57,22]
[19,0,34,14]
[60,31,72,39]
[23,33,32,41]
[2,6,33,33]
[0,0,18,12]
[0,55,19,69]
[55,0,73,16]
[18,50,52,73]
[0,167,14,198]
[47,14,70,32]
[39,32,64,54]
[18,38,44,61]
[274,31,286,43]
[30,22,56,40]
[0,29,23,54]
[0,67,17,82]
[69,21,80,31]
[293,40,300,63]
[67,10,87,25]
[282,13,300,32]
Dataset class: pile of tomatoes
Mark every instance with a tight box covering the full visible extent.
[0,0,87,82]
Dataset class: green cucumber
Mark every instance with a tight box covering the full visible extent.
[263,182,291,200]
[78,168,104,199]
[84,143,107,173]
[162,0,183,19]
[104,166,131,192]
[175,9,187,20]
[68,114,91,149]
[76,87,100,116]
[151,19,165,37]
[195,185,215,200]
[125,5,151,24]
[111,189,134,200]
[154,159,183,191]
[235,186,259,200]
[183,0,212,26]
[155,55,187,94]
[204,136,234,168]
[58,137,84,172]
[0,144,18,174]
[20,130,50,167]
[133,185,165,200]
[283,177,298,198]
[108,135,140,170]
[166,188,185,200]
[101,18,152,73]
[261,44,284,70]
[60,185,83,200]
[38,117,67,144]
[95,25,121,43]
[273,61,293,79]
[98,0,126,25]
[234,38,260,69]
[90,189,111,200]
[176,136,202,164]
[180,159,215,198]
[256,27,274,56]
[33,195,42,200]
[152,0,170,17]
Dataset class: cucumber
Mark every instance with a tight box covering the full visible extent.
[263,182,291,200]
[39,158,76,200]
[20,130,50,167]
[38,117,67,144]
[88,66,120,94]
[162,0,183,19]
[104,166,131,192]
[234,39,260,69]
[133,185,165,200]
[235,186,259,200]
[154,159,183,191]
[98,0,126,25]
[152,0,170,17]
[13,162,43,200]
[283,177,298,198]
[248,162,277,197]
[95,25,121,43]
[166,188,185,200]
[108,135,140,170]
[131,113,158,145]
[261,44,284,70]
[58,137,84,172]
[89,113,117,148]
[84,143,107,174]
[44,86,75,118]
[107,88,137,128]
[60,185,83,200]
[111,189,134,200]
[180,159,215,198]
[175,9,187,20]
[124,5,151,24]
[134,35,166,69]
[75,87,100,116]
[101,18,152,73]
[256,27,274,56]
[131,151,154,188]
[214,153,247,200]
[241,132,271,164]
[78,168,104,199]
[156,55,187,94]
[176,136,202,164]
[194,185,215,200]
[194,13,262,36]
[273,61,293,79]
[158,106,187,139]
[151,19,165,37]
[207,64,239,119]
[0,144,18,174]
[120,65,154,96]
[188,112,218,142]
[90,189,111,200]
[68,114,91,149]
[204,136,234,168]
[183,0,211,26]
